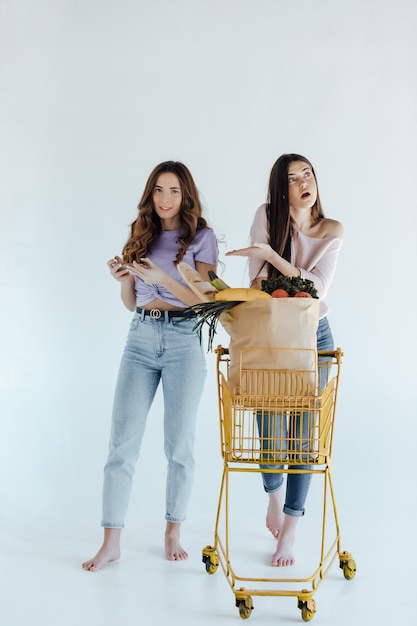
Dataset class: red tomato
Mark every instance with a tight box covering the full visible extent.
[294,291,312,298]
[271,289,290,298]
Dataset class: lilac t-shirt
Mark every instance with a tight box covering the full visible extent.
[134,227,218,308]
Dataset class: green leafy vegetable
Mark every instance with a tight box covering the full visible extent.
[261,276,318,298]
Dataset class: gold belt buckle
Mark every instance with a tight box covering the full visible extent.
[150,309,162,319]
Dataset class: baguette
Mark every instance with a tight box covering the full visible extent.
[177,262,218,302]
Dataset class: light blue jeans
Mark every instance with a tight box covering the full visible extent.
[101,311,207,527]
[259,317,334,516]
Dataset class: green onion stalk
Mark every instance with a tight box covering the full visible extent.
[180,301,241,351]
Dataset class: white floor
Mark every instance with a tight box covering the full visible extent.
[1,500,413,626]
[2,404,415,626]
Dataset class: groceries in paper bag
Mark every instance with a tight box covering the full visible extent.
[178,263,319,395]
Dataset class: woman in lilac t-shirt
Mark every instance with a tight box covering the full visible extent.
[226,153,344,568]
[83,161,218,571]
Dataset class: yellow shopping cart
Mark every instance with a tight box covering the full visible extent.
[202,346,356,621]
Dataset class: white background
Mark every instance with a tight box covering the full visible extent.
[1,1,416,624]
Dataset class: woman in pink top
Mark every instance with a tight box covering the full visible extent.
[226,153,344,567]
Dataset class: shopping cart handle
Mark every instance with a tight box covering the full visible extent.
[319,348,344,359]
[216,347,343,359]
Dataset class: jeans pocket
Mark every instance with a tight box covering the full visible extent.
[129,314,140,332]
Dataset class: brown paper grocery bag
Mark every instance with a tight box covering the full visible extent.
[220,298,319,395]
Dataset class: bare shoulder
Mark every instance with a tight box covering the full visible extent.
[320,218,344,238]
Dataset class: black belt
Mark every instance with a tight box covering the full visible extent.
[136,307,194,319]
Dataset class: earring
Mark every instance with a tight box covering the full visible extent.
[282,194,286,200]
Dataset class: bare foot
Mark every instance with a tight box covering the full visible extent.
[165,522,188,561]
[266,489,285,538]
[82,528,121,572]
[271,514,298,567]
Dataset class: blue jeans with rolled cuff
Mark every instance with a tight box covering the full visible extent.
[259,317,334,517]
[101,309,207,528]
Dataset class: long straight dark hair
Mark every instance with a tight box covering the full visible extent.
[122,161,209,264]
[266,153,324,278]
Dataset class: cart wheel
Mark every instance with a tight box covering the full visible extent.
[342,559,356,580]
[236,596,253,619]
[301,605,315,622]
[298,597,316,622]
[339,552,356,580]
[202,546,219,575]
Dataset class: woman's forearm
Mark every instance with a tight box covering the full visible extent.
[120,277,136,311]
[158,274,205,307]
[268,249,301,277]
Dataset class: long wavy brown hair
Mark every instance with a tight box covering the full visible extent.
[265,153,324,279]
[122,161,210,264]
